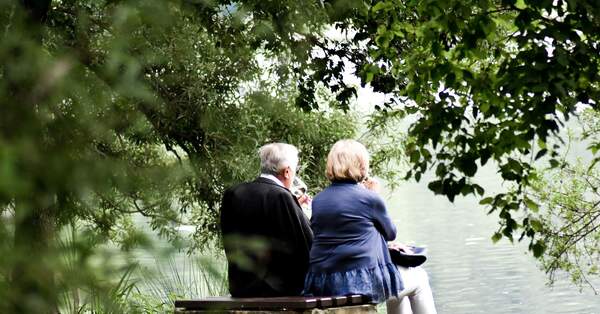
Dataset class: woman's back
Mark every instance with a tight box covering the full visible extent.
[309,181,396,272]
[304,180,402,303]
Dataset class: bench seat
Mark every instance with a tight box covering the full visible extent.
[174,295,374,313]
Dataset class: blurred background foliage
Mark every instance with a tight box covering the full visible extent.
[0,0,359,312]
[2,0,600,312]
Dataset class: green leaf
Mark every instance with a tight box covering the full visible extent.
[371,1,391,12]
[428,180,443,194]
[537,138,547,149]
[409,150,420,163]
[473,184,484,196]
[588,157,600,172]
[524,198,539,212]
[532,240,546,258]
[530,219,543,232]
[415,171,422,182]
[492,232,502,243]
[435,163,447,177]
[479,197,494,205]
[457,156,478,176]
[480,102,490,113]
[534,149,547,160]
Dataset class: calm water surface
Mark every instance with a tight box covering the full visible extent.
[383,166,599,314]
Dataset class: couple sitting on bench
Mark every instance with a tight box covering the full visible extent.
[220,140,437,314]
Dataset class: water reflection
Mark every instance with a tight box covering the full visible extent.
[384,169,599,313]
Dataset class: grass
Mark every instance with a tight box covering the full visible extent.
[132,253,228,309]
[55,222,228,313]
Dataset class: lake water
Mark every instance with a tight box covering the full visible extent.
[384,164,600,313]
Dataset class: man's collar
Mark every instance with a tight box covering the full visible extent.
[259,173,285,188]
[256,175,300,207]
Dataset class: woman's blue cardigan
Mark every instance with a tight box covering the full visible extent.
[303,181,403,303]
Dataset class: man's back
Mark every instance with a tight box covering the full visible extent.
[220,177,313,297]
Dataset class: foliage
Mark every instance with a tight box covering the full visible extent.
[532,159,600,292]
[53,223,227,314]
[529,109,600,292]
[0,0,355,311]
[361,108,409,191]
[3,0,599,308]
[127,254,228,313]
[293,0,600,281]
[54,223,145,313]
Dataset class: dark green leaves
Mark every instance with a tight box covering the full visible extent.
[529,218,543,232]
[456,155,478,177]
[296,0,600,292]
[531,240,546,258]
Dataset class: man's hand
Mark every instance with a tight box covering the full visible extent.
[297,194,312,206]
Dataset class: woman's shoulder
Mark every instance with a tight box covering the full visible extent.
[314,183,383,203]
[315,183,359,196]
[312,185,338,202]
[350,184,384,203]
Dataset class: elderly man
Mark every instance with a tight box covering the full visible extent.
[220,143,313,297]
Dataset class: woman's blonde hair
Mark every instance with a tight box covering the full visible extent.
[326,139,369,182]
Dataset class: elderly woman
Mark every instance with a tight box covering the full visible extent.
[303,139,436,314]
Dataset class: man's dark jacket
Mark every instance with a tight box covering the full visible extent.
[220,177,313,297]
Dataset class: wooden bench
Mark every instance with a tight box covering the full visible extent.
[174,295,375,313]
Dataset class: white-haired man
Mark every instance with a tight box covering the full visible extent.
[220,143,313,297]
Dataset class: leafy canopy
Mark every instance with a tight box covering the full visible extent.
[302,0,599,265]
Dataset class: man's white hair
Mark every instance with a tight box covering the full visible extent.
[259,143,299,175]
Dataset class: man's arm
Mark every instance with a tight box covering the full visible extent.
[273,191,313,254]
[257,190,312,294]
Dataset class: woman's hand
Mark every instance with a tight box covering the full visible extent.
[388,242,413,253]
[361,177,380,193]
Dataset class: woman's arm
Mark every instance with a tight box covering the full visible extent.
[361,178,397,240]
[370,194,397,241]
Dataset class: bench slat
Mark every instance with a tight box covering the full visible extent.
[175,297,318,310]
[348,295,364,305]
[332,296,347,307]
[316,297,332,308]
[174,295,370,311]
